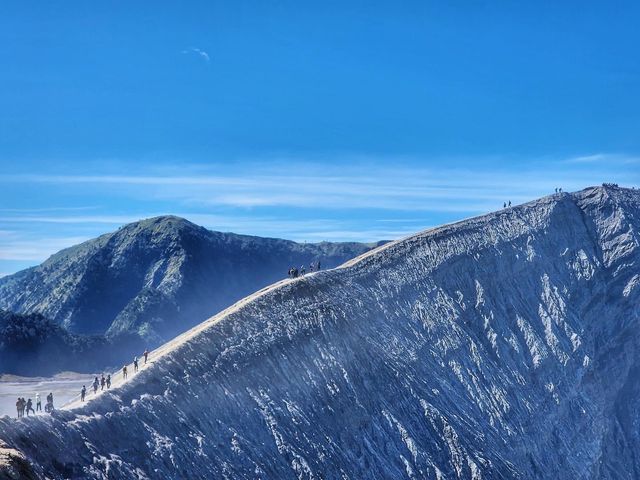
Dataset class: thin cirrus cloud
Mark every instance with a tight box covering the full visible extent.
[0,214,154,225]
[0,172,522,212]
[2,158,637,212]
[181,47,210,63]
[1,153,638,273]
[0,206,99,213]
[0,236,93,261]
[564,153,640,164]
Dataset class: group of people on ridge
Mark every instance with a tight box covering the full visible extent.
[15,397,34,417]
[16,392,53,417]
[503,188,566,210]
[288,260,321,279]
[15,350,152,417]
[81,349,149,402]
[82,373,112,400]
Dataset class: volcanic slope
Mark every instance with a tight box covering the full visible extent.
[1,186,639,479]
[0,216,379,374]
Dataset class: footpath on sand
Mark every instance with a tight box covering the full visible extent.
[61,274,325,410]
[62,240,396,411]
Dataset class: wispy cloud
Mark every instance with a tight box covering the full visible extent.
[565,153,640,164]
[0,173,520,212]
[1,152,638,275]
[0,236,92,261]
[567,153,610,163]
[0,206,99,213]
[0,174,250,186]
[0,214,148,225]
[181,47,210,63]
[2,158,637,212]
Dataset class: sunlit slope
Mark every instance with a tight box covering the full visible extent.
[0,216,378,375]
[1,186,639,479]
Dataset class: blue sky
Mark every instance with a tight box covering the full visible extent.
[1,1,639,275]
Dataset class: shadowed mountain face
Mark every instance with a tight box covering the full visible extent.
[1,186,639,479]
[0,217,381,374]
[0,310,115,376]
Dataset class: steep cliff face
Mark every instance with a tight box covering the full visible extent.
[0,217,379,359]
[0,186,638,479]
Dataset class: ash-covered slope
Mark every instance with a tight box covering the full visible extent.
[0,216,379,369]
[1,186,639,479]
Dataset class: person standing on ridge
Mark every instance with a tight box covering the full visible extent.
[35,392,41,412]
[81,385,86,402]
[123,365,128,379]
[16,398,22,418]
[133,356,139,373]
[100,374,106,391]
[106,374,111,388]
[508,200,511,207]
[143,349,149,364]
[26,398,34,416]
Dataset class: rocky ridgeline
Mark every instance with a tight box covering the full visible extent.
[0,217,380,374]
[0,185,638,479]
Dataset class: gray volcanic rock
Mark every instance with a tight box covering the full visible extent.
[0,216,380,369]
[1,186,639,479]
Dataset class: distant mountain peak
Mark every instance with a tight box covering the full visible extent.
[0,219,378,373]
[115,215,204,238]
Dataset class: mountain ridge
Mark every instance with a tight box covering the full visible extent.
[1,185,639,478]
[0,216,382,374]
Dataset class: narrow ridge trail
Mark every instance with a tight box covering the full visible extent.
[1,186,639,480]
